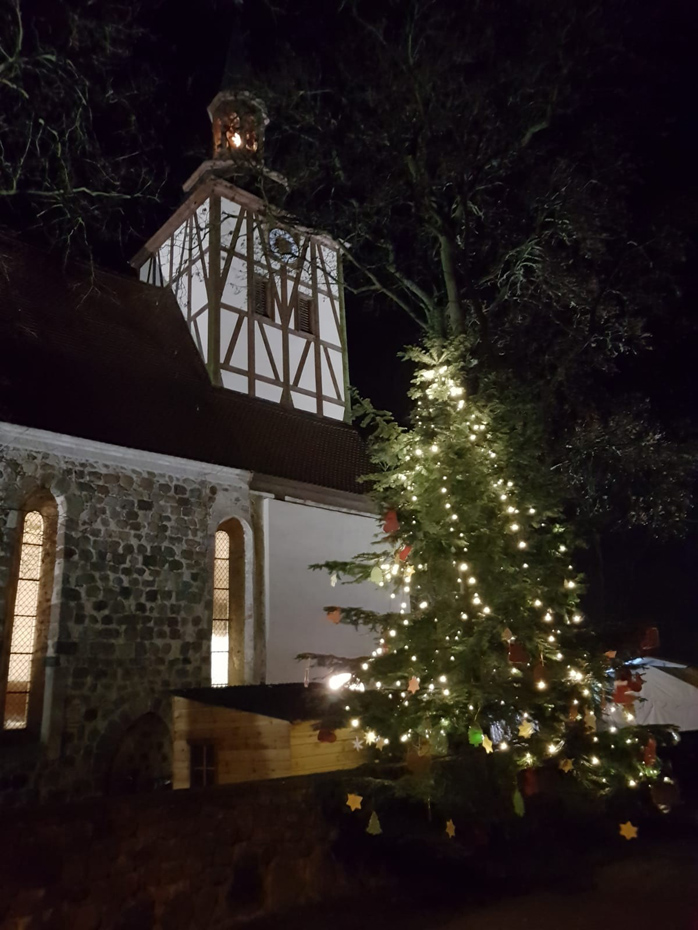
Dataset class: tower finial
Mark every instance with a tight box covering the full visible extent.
[207,0,268,166]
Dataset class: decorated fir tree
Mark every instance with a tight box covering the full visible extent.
[310,342,665,812]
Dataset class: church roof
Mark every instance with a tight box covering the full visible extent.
[0,236,370,496]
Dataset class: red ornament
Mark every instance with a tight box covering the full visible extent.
[643,737,657,766]
[508,642,529,665]
[521,768,539,797]
[382,510,400,534]
[398,544,412,562]
[613,681,636,707]
[326,608,341,624]
[628,673,644,693]
[640,626,660,652]
[317,729,337,744]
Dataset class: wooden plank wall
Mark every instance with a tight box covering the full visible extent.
[172,697,364,789]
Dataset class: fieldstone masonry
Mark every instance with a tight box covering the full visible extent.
[0,428,259,804]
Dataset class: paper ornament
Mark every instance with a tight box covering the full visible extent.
[512,788,525,817]
[376,737,388,751]
[407,676,420,694]
[508,641,529,665]
[640,626,660,652]
[326,608,341,624]
[382,510,400,534]
[468,726,484,746]
[346,793,362,811]
[613,681,636,707]
[619,821,638,841]
[445,819,456,839]
[352,736,364,751]
[518,719,534,739]
[406,747,432,776]
[366,811,382,835]
[398,544,412,562]
[501,627,514,643]
[521,769,538,797]
[370,566,384,586]
[317,729,337,744]
[364,730,377,745]
[559,758,574,773]
[330,573,338,588]
[584,708,597,731]
[643,736,657,766]
[482,735,493,754]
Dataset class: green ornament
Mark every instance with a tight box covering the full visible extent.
[370,566,383,586]
[366,811,382,836]
[513,788,525,818]
[468,726,484,746]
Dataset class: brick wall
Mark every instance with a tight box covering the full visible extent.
[0,435,255,803]
[0,778,367,930]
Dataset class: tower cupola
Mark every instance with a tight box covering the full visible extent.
[208,89,268,163]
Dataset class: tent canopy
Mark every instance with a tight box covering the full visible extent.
[604,658,698,732]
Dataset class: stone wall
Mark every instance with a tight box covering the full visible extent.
[0,430,256,803]
[0,777,366,930]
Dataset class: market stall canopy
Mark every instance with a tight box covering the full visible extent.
[605,658,698,732]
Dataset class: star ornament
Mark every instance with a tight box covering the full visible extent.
[559,758,574,773]
[619,821,638,841]
[482,735,494,754]
[518,719,534,738]
[445,819,456,839]
[346,793,363,811]
[352,736,364,751]
[407,676,420,694]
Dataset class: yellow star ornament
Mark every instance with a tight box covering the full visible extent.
[346,793,363,812]
[407,676,420,694]
[445,819,456,839]
[482,735,494,754]
[619,821,638,841]
[518,719,534,738]
[559,758,574,773]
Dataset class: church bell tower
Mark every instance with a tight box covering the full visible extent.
[132,8,349,422]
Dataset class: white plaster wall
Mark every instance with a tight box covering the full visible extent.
[266,499,389,683]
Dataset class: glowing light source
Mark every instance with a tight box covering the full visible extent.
[328,673,352,691]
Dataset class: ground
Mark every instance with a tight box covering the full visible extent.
[250,837,698,930]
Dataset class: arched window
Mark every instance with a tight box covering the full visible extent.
[2,500,56,732]
[211,520,245,687]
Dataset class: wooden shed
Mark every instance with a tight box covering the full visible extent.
[172,683,363,789]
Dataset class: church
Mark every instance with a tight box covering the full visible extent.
[0,65,385,801]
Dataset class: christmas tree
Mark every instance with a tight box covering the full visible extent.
[312,342,665,810]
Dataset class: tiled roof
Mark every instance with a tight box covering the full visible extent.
[0,236,370,495]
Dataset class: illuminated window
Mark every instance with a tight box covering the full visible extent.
[3,511,47,730]
[211,521,245,687]
[212,530,231,687]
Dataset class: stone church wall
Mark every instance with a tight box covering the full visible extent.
[0,427,252,804]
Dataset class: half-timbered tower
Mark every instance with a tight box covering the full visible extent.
[132,81,349,421]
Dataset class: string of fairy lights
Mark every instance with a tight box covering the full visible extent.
[328,350,666,793]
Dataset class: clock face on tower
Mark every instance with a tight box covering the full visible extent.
[269,228,299,265]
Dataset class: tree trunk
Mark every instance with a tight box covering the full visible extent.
[439,232,463,335]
